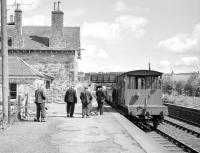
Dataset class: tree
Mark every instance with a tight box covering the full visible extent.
[162,76,174,94]
[184,72,200,96]
[175,81,185,95]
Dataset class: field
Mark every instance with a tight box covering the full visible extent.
[163,94,200,110]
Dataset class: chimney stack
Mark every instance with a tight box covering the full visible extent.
[15,3,22,35]
[14,3,23,47]
[50,1,65,48]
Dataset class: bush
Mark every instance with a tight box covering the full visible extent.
[175,81,185,95]
[162,72,200,97]
[184,72,200,96]
[162,77,174,94]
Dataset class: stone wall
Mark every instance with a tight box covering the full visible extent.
[32,63,75,103]
[9,52,77,103]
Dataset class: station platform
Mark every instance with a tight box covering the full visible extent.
[0,102,170,153]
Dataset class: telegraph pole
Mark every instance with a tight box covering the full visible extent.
[1,0,9,128]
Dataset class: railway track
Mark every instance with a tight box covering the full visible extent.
[157,121,200,153]
[148,131,186,153]
[107,103,200,152]
[169,114,200,128]
[133,120,200,153]
[164,117,200,138]
[131,120,187,152]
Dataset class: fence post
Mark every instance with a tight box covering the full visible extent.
[8,96,11,124]
[25,94,28,118]
[18,95,21,120]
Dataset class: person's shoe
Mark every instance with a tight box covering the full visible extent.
[34,118,40,122]
[86,116,90,118]
[41,118,47,122]
[70,116,74,118]
[82,116,85,118]
[67,114,70,117]
[95,112,99,115]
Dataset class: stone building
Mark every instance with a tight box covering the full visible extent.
[1,2,81,103]
[0,57,52,103]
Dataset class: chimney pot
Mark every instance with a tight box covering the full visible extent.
[54,2,56,11]
[58,1,61,11]
[16,3,20,10]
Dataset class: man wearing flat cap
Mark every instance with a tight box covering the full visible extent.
[80,86,93,118]
[64,85,77,117]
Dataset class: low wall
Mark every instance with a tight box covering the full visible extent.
[165,103,200,125]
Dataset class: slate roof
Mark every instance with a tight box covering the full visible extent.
[5,25,80,50]
[0,57,49,79]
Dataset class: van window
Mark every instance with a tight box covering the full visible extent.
[136,77,145,89]
[128,76,135,89]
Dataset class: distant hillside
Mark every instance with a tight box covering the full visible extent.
[163,72,198,81]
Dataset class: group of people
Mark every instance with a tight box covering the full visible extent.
[34,84,107,122]
[64,84,106,118]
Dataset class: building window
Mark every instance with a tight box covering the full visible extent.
[0,36,12,46]
[9,83,17,99]
[46,80,51,89]
[8,37,12,46]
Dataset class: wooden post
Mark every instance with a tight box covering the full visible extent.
[17,95,21,120]
[25,94,28,117]
[8,96,11,124]
[1,0,9,128]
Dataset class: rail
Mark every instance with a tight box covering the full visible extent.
[155,128,199,153]
[164,118,200,138]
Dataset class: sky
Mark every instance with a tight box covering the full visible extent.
[6,0,200,73]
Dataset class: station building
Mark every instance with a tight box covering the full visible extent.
[0,57,53,103]
[0,2,81,103]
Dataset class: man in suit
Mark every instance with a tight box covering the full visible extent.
[64,85,77,117]
[96,86,106,115]
[80,86,93,118]
[35,84,47,122]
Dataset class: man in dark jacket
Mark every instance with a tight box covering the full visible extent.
[96,86,106,115]
[80,86,93,118]
[35,84,47,122]
[64,85,77,117]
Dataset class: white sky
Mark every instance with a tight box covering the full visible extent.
[7,0,200,73]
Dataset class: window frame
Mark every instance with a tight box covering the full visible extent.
[9,83,17,99]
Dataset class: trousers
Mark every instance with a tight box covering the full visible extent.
[36,103,46,120]
[96,100,104,115]
[66,102,75,117]
[82,103,90,117]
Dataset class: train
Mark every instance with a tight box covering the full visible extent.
[108,69,168,128]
